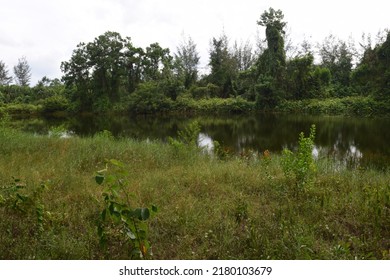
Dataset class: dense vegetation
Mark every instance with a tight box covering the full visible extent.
[0,121,389,259]
[1,8,389,115]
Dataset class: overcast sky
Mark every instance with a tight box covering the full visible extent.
[1,0,389,85]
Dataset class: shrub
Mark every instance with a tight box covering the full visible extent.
[41,95,70,113]
[127,82,174,113]
[281,124,317,192]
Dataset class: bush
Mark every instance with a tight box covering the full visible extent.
[127,83,174,114]
[41,95,70,113]
[4,103,42,115]
[281,124,317,192]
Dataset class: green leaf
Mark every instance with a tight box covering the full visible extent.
[125,228,136,240]
[101,209,107,221]
[109,159,125,168]
[95,174,105,185]
[135,208,150,221]
[152,205,158,213]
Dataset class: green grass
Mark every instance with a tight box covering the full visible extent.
[0,126,389,259]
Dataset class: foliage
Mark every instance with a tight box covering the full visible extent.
[277,96,383,116]
[317,35,355,97]
[13,56,32,86]
[208,34,237,98]
[174,35,200,89]
[255,8,287,108]
[126,82,174,114]
[95,159,157,259]
[41,95,69,113]
[0,178,48,234]
[353,31,390,99]
[0,60,13,85]
[177,121,201,147]
[281,125,316,191]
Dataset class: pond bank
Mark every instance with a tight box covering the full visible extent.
[0,127,389,259]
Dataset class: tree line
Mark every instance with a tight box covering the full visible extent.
[1,7,389,113]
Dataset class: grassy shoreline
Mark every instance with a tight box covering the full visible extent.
[0,126,389,259]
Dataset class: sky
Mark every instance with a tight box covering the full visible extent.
[1,0,389,85]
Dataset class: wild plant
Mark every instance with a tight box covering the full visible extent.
[168,121,201,148]
[95,159,157,259]
[212,140,231,160]
[0,178,47,233]
[281,124,317,192]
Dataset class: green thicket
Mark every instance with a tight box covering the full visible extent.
[0,7,389,115]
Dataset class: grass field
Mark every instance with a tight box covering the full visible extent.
[0,122,389,260]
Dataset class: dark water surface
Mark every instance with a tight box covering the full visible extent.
[12,113,390,169]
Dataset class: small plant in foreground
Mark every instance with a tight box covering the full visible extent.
[0,178,47,234]
[95,159,157,259]
[281,124,317,192]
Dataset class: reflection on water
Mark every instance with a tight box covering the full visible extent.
[11,113,390,169]
[198,133,214,152]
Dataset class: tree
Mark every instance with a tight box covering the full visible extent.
[61,31,134,110]
[13,56,31,86]
[0,60,13,85]
[208,33,237,98]
[232,40,254,71]
[142,43,172,81]
[255,7,287,108]
[352,31,390,98]
[318,35,354,96]
[87,31,127,103]
[174,35,200,89]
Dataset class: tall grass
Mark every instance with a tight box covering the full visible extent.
[0,125,389,259]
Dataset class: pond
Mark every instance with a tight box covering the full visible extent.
[11,113,390,169]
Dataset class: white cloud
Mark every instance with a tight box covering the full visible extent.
[0,0,388,85]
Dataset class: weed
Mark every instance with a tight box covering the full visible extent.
[281,125,317,192]
[0,178,48,234]
[95,159,157,259]
[170,120,201,147]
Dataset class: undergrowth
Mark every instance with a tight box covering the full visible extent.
[0,119,389,260]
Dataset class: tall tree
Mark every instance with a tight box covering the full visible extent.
[174,35,200,89]
[318,35,355,96]
[13,56,31,86]
[352,31,390,98]
[0,60,13,85]
[232,40,254,71]
[142,42,172,81]
[255,7,287,108]
[208,33,237,98]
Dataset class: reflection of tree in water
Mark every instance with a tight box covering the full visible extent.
[12,113,390,169]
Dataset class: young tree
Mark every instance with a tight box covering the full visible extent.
[174,35,200,89]
[0,60,13,85]
[13,56,32,86]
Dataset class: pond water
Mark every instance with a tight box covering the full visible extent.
[11,113,390,169]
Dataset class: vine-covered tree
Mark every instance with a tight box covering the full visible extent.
[255,7,287,108]
[13,56,31,86]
